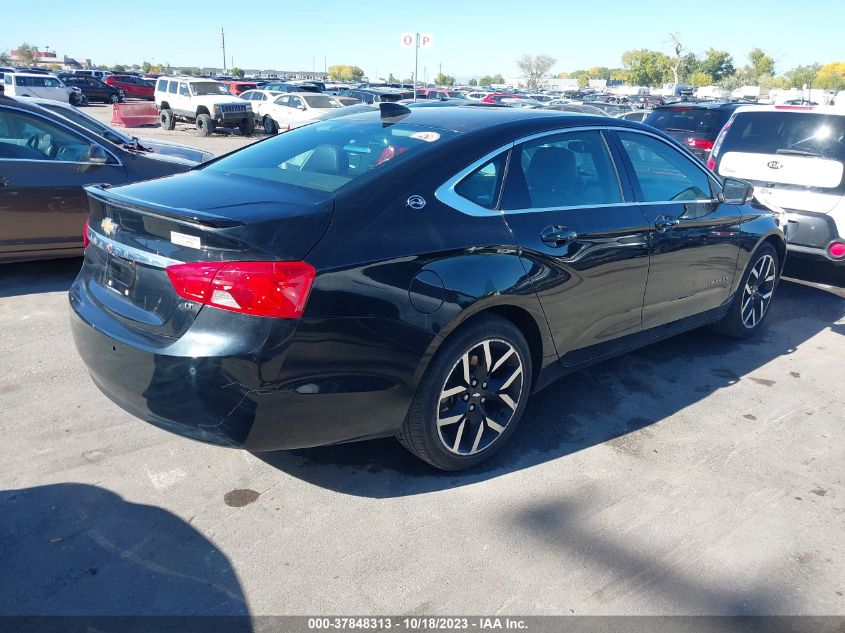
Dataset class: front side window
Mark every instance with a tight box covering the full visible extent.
[618,132,713,202]
[204,119,454,193]
[178,83,189,97]
[503,130,622,210]
[0,109,95,162]
[288,97,304,109]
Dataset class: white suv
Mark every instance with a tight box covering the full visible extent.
[711,105,845,266]
[154,76,254,137]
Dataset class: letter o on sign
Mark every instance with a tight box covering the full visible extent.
[400,33,415,48]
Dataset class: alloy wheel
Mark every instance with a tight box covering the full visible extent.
[741,254,776,329]
[436,338,524,456]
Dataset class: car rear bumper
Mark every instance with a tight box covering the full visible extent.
[69,278,421,450]
[785,210,845,264]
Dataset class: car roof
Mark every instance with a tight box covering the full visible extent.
[333,103,635,135]
[653,101,741,110]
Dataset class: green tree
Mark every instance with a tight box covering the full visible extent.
[621,49,672,86]
[15,42,39,66]
[718,66,756,89]
[112,64,126,73]
[0,50,10,65]
[748,48,775,79]
[434,72,455,86]
[141,61,152,73]
[230,67,245,78]
[688,71,711,87]
[516,54,556,90]
[815,62,845,91]
[587,66,611,79]
[327,64,365,82]
[679,52,700,82]
[468,78,478,87]
[784,63,821,88]
[699,49,735,82]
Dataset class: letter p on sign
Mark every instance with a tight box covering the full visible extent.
[420,33,433,48]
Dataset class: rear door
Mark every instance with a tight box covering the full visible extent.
[611,129,741,328]
[500,128,652,364]
[0,106,127,259]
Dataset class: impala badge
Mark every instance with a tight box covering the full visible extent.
[767,161,783,170]
[407,195,427,210]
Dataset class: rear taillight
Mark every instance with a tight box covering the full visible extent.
[828,242,845,259]
[706,157,716,171]
[167,261,316,319]
[685,138,714,151]
[83,220,90,248]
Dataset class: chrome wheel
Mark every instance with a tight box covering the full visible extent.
[436,338,524,456]
[741,254,776,329]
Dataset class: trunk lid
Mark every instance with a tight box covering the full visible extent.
[80,170,334,340]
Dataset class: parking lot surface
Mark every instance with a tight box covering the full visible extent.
[0,255,842,616]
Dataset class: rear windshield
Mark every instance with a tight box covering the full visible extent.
[645,107,725,135]
[721,111,845,162]
[203,118,454,193]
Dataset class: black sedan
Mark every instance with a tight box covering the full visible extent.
[59,74,123,104]
[0,96,194,263]
[70,104,785,470]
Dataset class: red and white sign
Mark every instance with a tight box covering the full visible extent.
[419,33,433,49]
[400,33,434,48]
[400,33,415,48]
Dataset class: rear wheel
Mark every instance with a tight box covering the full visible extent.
[712,243,779,338]
[397,315,532,470]
[262,115,278,135]
[160,109,175,131]
[196,114,214,137]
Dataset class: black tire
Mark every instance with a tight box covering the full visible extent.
[196,114,214,137]
[239,116,256,137]
[711,242,780,339]
[262,115,278,135]
[396,314,533,470]
[110,93,121,104]
[69,92,81,106]
[160,109,175,131]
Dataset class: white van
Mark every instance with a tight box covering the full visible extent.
[3,72,70,102]
[710,105,845,266]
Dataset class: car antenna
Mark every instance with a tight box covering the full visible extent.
[379,102,411,125]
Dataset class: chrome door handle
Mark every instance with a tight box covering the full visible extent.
[540,225,578,248]
[655,216,680,233]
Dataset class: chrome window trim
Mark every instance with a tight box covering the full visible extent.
[87,228,183,269]
[436,124,725,218]
[0,104,123,167]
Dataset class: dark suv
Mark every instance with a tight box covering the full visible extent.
[644,102,744,160]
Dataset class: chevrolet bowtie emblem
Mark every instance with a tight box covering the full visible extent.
[101,217,116,236]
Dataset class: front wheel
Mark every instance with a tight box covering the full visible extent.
[397,315,532,470]
[160,108,175,131]
[196,114,214,137]
[239,116,255,137]
[711,242,780,338]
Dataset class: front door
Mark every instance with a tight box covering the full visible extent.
[611,130,742,329]
[0,106,127,258]
[500,128,652,365]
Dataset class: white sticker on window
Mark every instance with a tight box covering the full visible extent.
[170,231,201,249]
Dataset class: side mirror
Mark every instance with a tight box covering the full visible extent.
[720,177,753,205]
[87,144,109,164]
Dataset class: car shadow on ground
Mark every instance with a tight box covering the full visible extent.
[257,276,845,498]
[0,483,251,625]
[0,257,82,299]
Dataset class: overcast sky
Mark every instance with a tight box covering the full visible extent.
[4,0,842,80]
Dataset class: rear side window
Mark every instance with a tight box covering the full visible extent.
[156,79,167,92]
[645,107,725,135]
[168,81,178,94]
[503,130,622,209]
[455,152,509,209]
[618,132,713,202]
[720,111,845,163]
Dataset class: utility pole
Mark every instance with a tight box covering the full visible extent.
[221,28,227,71]
[414,33,419,101]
